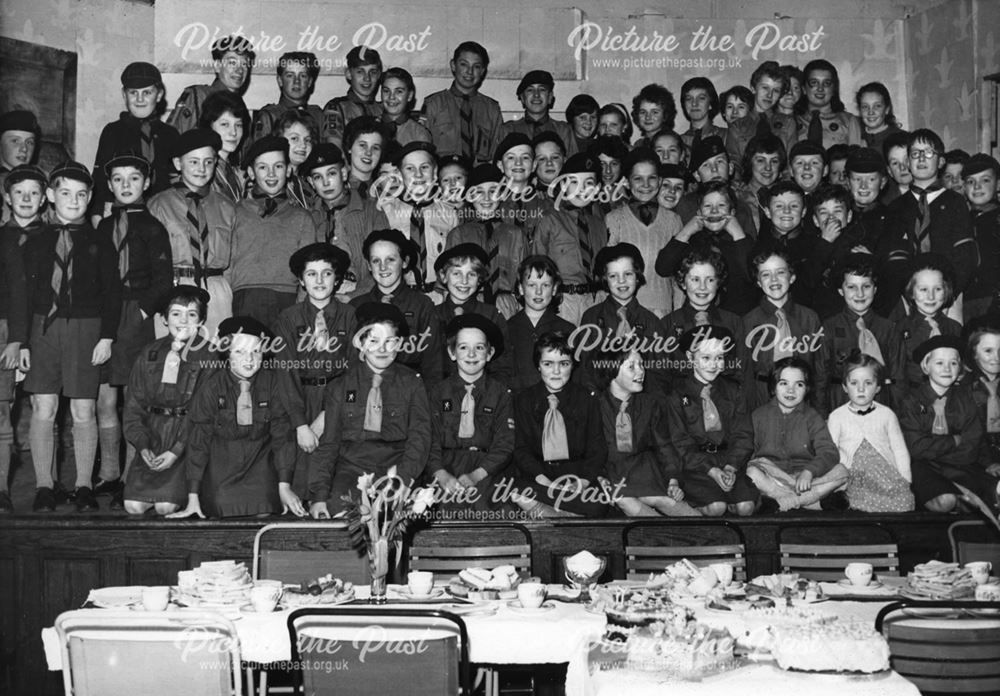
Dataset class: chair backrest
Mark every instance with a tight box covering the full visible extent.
[407,524,532,579]
[876,600,1000,694]
[253,521,370,585]
[55,610,242,696]
[288,608,470,696]
[622,521,747,581]
[949,520,1000,568]
[778,523,900,581]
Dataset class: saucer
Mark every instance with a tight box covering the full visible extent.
[506,600,556,614]
[837,578,884,591]
[397,587,446,600]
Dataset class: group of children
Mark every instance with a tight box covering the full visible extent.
[1,39,1000,520]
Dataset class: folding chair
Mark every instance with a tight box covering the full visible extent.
[55,610,243,696]
[778,522,899,581]
[623,520,747,581]
[252,521,369,584]
[876,599,1000,694]
[287,607,471,696]
[948,520,1000,568]
[407,523,532,580]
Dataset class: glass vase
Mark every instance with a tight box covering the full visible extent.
[368,536,389,604]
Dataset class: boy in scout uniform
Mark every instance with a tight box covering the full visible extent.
[309,302,431,518]
[249,52,325,151]
[167,35,256,135]
[322,46,384,148]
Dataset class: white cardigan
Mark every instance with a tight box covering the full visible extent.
[826,402,912,483]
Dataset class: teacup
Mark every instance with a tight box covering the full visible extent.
[250,584,280,613]
[966,561,993,585]
[687,568,719,596]
[407,571,434,597]
[517,582,546,609]
[709,563,735,587]
[974,582,1000,601]
[141,586,170,612]
[845,562,874,587]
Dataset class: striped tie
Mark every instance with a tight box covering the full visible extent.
[139,121,155,171]
[460,95,475,161]
[113,207,131,285]
[185,190,208,287]
[578,211,593,284]
[912,185,941,253]
[410,203,428,286]
[484,220,500,303]
[47,226,74,329]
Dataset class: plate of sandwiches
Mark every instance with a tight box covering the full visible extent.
[281,574,356,608]
[447,566,531,601]
[903,561,976,600]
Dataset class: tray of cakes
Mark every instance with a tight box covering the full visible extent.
[447,565,524,601]
[175,561,253,608]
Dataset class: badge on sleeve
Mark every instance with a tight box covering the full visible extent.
[218,397,226,409]
[919,404,927,414]
[347,390,356,403]
[507,418,515,429]
[443,399,453,412]
[681,395,691,406]
[148,350,159,361]
[257,400,268,408]
[483,406,494,414]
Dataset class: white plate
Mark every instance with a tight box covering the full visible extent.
[395,587,447,600]
[506,600,556,614]
[239,604,281,615]
[281,589,356,608]
[89,586,144,608]
[836,579,885,592]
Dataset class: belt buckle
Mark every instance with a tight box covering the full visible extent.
[704,444,718,454]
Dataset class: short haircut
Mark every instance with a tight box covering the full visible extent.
[766,179,806,205]
[272,110,319,143]
[827,144,851,164]
[802,59,845,113]
[566,94,600,123]
[623,146,661,178]
[381,67,418,110]
[532,331,574,368]
[810,183,852,212]
[944,149,971,167]
[908,129,946,157]
[697,180,737,209]
[164,286,209,321]
[855,82,899,129]
[651,129,686,156]
[675,247,728,294]
[276,52,320,81]
[841,349,884,384]
[741,134,787,184]
[346,45,382,70]
[721,85,754,110]
[834,253,878,286]
[750,60,785,90]
[343,116,389,152]
[589,135,629,161]
[680,77,720,121]
[882,130,912,162]
[597,251,646,293]
[770,356,813,396]
[292,246,346,286]
[631,84,677,131]
[750,248,794,276]
[211,35,256,62]
[437,253,486,286]
[597,103,634,141]
[518,254,563,289]
[452,41,489,68]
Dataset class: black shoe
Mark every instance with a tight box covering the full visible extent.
[820,490,849,512]
[757,497,780,515]
[0,490,12,513]
[93,478,122,497]
[110,488,125,511]
[53,482,75,504]
[75,486,99,512]
[33,487,56,512]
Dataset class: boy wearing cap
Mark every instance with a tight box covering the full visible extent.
[170,316,303,519]
[494,133,551,246]
[322,46,384,148]
[250,52,325,149]
[884,129,976,321]
[422,42,503,165]
[0,110,41,224]
[380,141,459,291]
[607,148,681,318]
[91,63,180,224]
[148,128,237,336]
[303,142,388,299]
[963,154,1000,320]
[786,141,827,199]
[230,136,320,329]
[168,35,255,134]
[428,313,514,511]
[309,302,431,518]
[380,67,432,146]
[93,153,173,503]
[121,285,212,515]
[665,325,758,516]
[898,335,998,513]
[432,242,512,385]
[22,161,122,512]
[499,70,574,149]
[447,163,527,318]
[533,152,608,325]
[351,229,441,383]
[275,243,355,501]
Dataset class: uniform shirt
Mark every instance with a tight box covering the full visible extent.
[681,123,728,150]
[381,198,459,285]
[322,91,384,147]
[310,361,431,501]
[497,190,552,246]
[795,111,864,149]
[512,381,606,482]
[533,205,609,287]
[96,204,173,317]
[816,307,905,413]
[606,204,681,315]
[22,221,123,340]
[231,195,319,294]
[446,217,527,303]
[210,157,246,204]
[967,206,1000,302]
[166,78,230,134]
[897,310,962,389]
[750,400,839,477]
[148,184,237,271]
[428,374,514,477]
[600,390,682,484]
[273,299,357,427]
[0,222,29,343]
[674,193,759,242]
[750,226,821,311]
[508,308,575,393]
[498,115,575,153]
[122,336,213,458]
[422,85,503,165]
[577,297,669,395]
[655,230,755,315]
[661,303,743,380]
[898,382,987,468]
[91,113,180,216]
[433,297,512,385]
[741,298,822,411]
[806,220,884,320]
[381,113,432,146]
[350,284,441,384]
[309,190,388,299]
[250,99,325,146]
[725,111,798,178]
[664,374,753,474]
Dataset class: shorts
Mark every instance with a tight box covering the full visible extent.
[103,300,153,386]
[23,315,103,398]
[0,319,15,401]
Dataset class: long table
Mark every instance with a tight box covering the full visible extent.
[43,584,922,696]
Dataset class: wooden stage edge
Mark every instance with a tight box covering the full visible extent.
[0,511,977,695]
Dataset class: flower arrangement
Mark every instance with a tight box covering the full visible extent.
[342,467,436,602]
